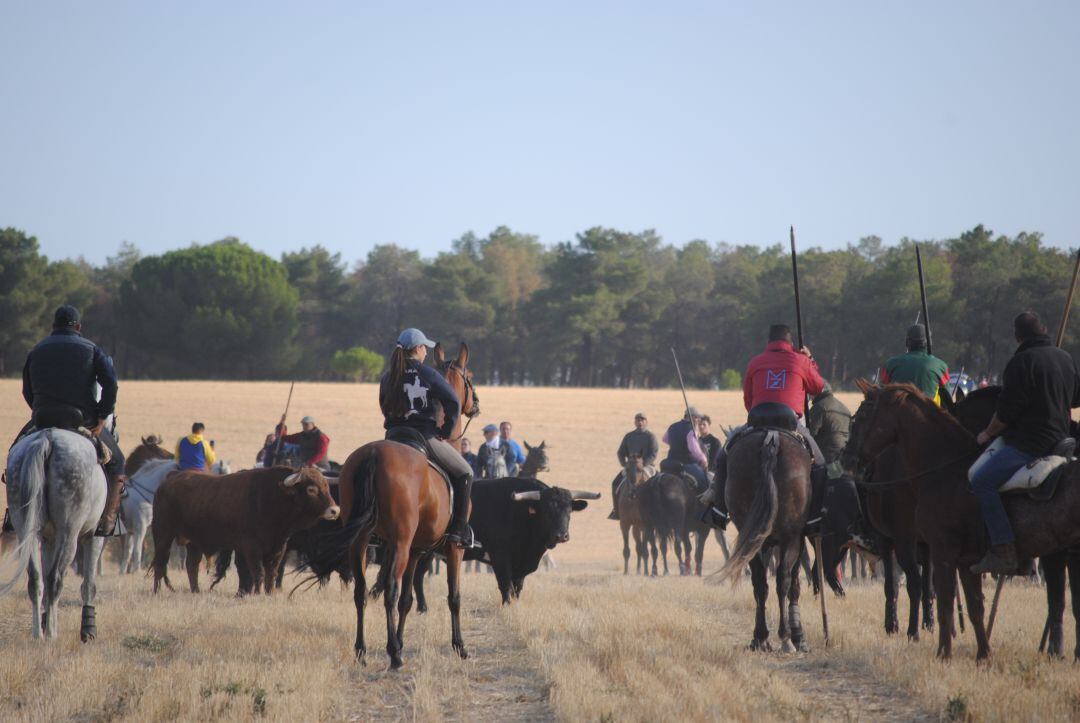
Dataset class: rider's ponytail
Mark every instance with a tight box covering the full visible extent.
[381,345,410,420]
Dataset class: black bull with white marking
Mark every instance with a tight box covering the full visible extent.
[297,477,598,606]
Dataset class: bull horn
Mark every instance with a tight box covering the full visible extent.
[512,491,542,502]
[569,490,601,500]
[283,472,304,487]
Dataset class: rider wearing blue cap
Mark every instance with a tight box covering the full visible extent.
[379,328,475,547]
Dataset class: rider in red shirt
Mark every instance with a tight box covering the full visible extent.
[703,325,828,528]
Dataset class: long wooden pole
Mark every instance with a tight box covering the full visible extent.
[990,246,1080,643]
[791,225,829,645]
[915,244,933,355]
[272,381,296,464]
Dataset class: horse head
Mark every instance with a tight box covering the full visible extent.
[439,341,480,420]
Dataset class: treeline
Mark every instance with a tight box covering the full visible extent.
[0,225,1075,388]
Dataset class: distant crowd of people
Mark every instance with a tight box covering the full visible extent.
[460,420,526,479]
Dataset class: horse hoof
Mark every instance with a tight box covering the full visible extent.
[454,644,469,660]
[781,639,796,654]
[908,632,920,643]
[80,629,97,643]
[748,639,771,652]
[389,656,404,670]
[797,641,810,653]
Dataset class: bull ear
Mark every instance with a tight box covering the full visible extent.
[456,342,469,368]
[282,471,304,487]
[433,343,445,367]
[572,500,588,511]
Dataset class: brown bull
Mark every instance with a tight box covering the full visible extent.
[151,465,339,595]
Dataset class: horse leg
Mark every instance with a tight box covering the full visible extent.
[384,541,409,669]
[621,519,631,575]
[895,543,922,641]
[882,543,899,635]
[413,554,430,614]
[933,562,958,660]
[350,534,370,663]
[445,543,468,660]
[776,542,799,653]
[647,529,659,576]
[659,534,670,576]
[1042,550,1067,658]
[633,526,645,575]
[1067,550,1080,661]
[185,544,203,593]
[680,527,693,576]
[80,536,104,642]
[27,540,43,639]
[695,530,705,576]
[43,532,78,640]
[957,567,990,661]
[395,553,421,651]
[748,554,771,651]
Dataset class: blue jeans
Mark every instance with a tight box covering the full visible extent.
[969,444,1034,545]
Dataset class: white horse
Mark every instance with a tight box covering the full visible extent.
[119,458,231,574]
[1,429,106,641]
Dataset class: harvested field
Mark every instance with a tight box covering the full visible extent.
[1,380,1078,721]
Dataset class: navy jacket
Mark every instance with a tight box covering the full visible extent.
[379,359,460,438]
[665,419,695,465]
[22,329,118,425]
[998,335,1080,456]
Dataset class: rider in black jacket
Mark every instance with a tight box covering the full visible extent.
[18,305,126,536]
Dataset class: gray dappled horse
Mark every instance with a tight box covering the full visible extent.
[1,429,106,642]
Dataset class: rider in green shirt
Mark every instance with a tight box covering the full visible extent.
[880,324,950,404]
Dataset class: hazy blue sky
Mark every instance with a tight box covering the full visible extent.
[2,2,1077,265]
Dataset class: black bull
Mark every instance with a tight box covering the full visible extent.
[224,477,598,605]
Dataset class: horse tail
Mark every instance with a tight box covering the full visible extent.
[715,432,780,585]
[0,432,50,595]
[295,447,379,586]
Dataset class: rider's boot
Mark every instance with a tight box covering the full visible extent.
[971,542,1019,576]
[94,474,126,537]
[699,462,730,530]
[444,472,475,549]
[608,477,621,520]
[805,464,829,534]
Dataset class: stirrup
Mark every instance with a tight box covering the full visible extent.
[445,525,478,549]
[94,515,127,538]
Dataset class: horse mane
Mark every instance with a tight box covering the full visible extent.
[880,383,977,444]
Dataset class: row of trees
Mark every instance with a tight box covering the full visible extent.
[1,225,1075,388]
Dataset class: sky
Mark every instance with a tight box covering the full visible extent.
[2,2,1077,265]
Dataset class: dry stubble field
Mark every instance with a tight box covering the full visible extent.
[1,379,1079,722]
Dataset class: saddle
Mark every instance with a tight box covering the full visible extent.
[658,459,710,495]
[384,427,452,497]
[726,404,812,458]
[11,421,111,467]
[994,438,1076,502]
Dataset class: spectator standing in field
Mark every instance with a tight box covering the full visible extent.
[478,423,512,479]
[280,415,331,469]
[499,421,526,475]
[177,422,216,471]
[460,438,481,477]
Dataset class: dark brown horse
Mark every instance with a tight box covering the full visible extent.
[617,454,649,575]
[842,382,1080,660]
[639,471,708,576]
[336,342,480,669]
[124,435,173,476]
[715,429,812,652]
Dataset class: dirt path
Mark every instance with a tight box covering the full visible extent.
[341,592,555,722]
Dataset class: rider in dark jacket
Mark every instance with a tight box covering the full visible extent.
[18,305,126,536]
[379,328,474,547]
[969,312,1080,575]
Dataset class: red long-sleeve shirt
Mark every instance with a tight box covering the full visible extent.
[743,340,826,417]
[282,429,330,465]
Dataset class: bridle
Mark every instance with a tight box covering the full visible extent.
[441,360,480,442]
[849,389,980,489]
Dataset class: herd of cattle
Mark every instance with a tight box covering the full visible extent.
[111,436,594,604]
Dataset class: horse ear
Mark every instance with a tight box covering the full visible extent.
[524,440,532,451]
[142,436,150,445]
[540,441,546,448]
[855,378,873,396]
[955,386,966,402]
[433,343,445,367]
[456,342,469,368]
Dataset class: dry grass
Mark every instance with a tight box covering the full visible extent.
[1,380,1079,721]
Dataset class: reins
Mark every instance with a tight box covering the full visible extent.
[441,360,479,443]
[854,449,980,489]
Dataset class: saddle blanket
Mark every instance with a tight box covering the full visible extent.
[969,437,1069,493]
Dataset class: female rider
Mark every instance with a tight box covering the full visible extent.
[379,328,474,547]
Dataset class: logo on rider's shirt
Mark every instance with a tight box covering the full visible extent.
[765,369,787,391]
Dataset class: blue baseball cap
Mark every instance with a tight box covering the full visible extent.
[397,328,436,349]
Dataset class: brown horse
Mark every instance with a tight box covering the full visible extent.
[617,454,649,575]
[336,342,479,669]
[125,435,173,476]
[715,428,812,653]
[842,381,1080,660]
